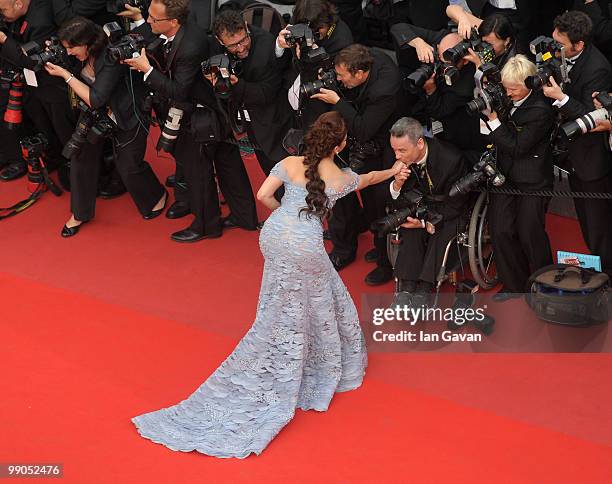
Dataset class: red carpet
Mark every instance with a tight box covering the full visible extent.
[1,137,610,483]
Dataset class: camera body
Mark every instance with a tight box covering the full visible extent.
[20,134,48,161]
[524,36,569,91]
[201,53,242,98]
[62,101,116,159]
[103,22,146,63]
[21,37,69,72]
[404,60,460,94]
[300,68,337,97]
[559,92,612,141]
[347,136,381,174]
[466,63,513,122]
[107,0,145,14]
[285,24,329,64]
[371,188,443,236]
[0,66,19,88]
[449,148,505,197]
[443,28,495,66]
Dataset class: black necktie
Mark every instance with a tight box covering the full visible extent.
[163,40,173,64]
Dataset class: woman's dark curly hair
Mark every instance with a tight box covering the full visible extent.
[299,111,347,221]
[58,16,108,61]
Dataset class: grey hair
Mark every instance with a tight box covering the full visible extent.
[389,117,424,144]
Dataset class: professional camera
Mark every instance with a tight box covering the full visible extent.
[404,60,460,93]
[442,28,495,66]
[347,137,381,174]
[62,101,115,159]
[156,106,184,153]
[284,24,329,64]
[559,92,612,141]
[449,148,505,197]
[201,53,242,98]
[524,36,569,91]
[107,0,145,14]
[103,22,146,63]
[466,63,513,121]
[300,68,337,97]
[21,37,69,72]
[20,133,57,194]
[371,188,443,236]
[1,70,24,130]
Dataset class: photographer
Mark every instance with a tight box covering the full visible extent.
[392,23,486,155]
[275,0,353,128]
[210,9,292,176]
[386,117,469,305]
[484,54,555,298]
[122,0,258,241]
[44,16,166,236]
[0,0,76,181]
[542,10,612,277]
[312,43,401,284]
[574,0,612,56]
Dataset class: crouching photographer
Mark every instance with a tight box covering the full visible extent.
[122,0,258,241]
[311,43,401,284]
[275,0,353,128]
[481,54,555,299]
[45,17,166,237]
[378,117,469,307]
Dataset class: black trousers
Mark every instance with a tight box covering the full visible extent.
[393,218,460,284]
[24,89,76,164]
[569,172,612,277]
[329,178,392,268]
[71,124,164,221]
[174,131,257,234]
[488,192,553,292]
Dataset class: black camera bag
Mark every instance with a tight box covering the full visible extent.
[526,264,610,326]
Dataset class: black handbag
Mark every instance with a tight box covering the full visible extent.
[190,105,226,144]
[526,264,610,326]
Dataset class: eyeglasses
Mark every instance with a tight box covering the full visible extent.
[149,14,174,23]
[222,32,250,51]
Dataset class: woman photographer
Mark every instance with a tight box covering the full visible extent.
[45,16,166,237]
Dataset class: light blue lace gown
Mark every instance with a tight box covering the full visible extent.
[132,161,367,458]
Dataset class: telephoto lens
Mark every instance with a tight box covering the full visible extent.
[156,106,184,153]
[559,108,610,141]
[4,74,24,129]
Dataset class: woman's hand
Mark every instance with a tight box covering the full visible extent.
[463,48,482,68]
[44,62,70,80]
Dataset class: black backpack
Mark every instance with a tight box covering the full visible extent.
[219,0,287,36]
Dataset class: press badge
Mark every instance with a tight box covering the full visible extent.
[23,68,38,87]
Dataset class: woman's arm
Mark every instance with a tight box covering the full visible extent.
[357,161,404,191]
[45,62,91,106]
[446,5,482,39]
[256,175,282,210]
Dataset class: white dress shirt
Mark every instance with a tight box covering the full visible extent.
[390,145,428,199]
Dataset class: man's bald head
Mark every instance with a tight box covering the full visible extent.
[0,0,30,23]
[437,33,463,60]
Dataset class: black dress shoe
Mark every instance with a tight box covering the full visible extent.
[61,220,88,238]
[0,162,27,181]
[99,178,127,199]
[492,289,522,303]
[328,252,356,271]
[170,228,222,243]
[365,266,394,286]
[165,201,190,219]
[364,248,378,263]
[221,215,258,231]
[165,174,175,188]
[143,189,168,220]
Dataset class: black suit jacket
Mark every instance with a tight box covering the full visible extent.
[87,47,147,131]
[390,137,470,223]
[488,91,554,188]
[0,0,67,101]
[227,26,292,161]
[574,0,612,57]
[334,48,401,166]
[556,44,612,181]
[135,20,212,107]
[52,0,114,26]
